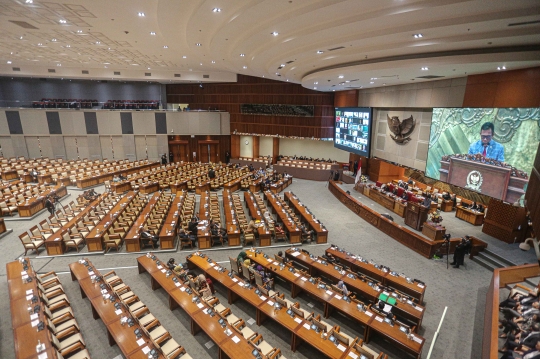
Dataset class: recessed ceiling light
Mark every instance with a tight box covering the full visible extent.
[370,81,374,84]
[370,77,377,80]
[243,66,247,69]
[66,45,70,48]
[240,54,245,57]
[211,60,215,64]
[200,63,203,65]
[52,38,57,42]
[150,32,156,35]
[163,45,168,49]
[38,43,42,46]
[19,36,23,39]
[103,62,110,64]
[314,82,318,84]
[271,32,279,36]
[57,63,61,66]
[276,72,280,75]
[131,63,139,66]
[413,33,423,38]
[7,61,11,64]
[25,0,33,3]
[59,20,66,24]
[147,67,150,70]
[182,55,186,58]
[280,64,285,67]
[138,12,145,17]
[345,80,350,83]
[333,90,335,91]
[96,41,100,44]
[421,67,428,71]
[314,87,317,89]
[338,75,344,79]
[497,66,507,70]
[104,66,108,68]
[196,43,201,46]
[77,30,82,33]
[212,8,221,12]
[286,79,289,82]
[317,50,324,54]
[383,83,386,85]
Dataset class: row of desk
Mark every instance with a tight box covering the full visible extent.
[283,191,328,244]
[124,192,168,252]
[18,185,68,217]
[241,249,424,358]
[262,190,302,243]
[455,206,484,226]
[75,161,159,189]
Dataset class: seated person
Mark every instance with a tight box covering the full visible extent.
[500,340,540,359]
[166,258,188,274]
[246,219,259,238]
[112,175,121,182]
[471,202,478,210]
[31,167,39,182]
[299,223,314,243]
[139,228,159,247]
[277,250,289,264]
[402,192,409,201]
[188,217,199,235]
[324,252,337,264]
[336,280,349,296]
[422,194,432,207]
[237,251,248,264]
[477,204,485,213]
[196,274,213,298]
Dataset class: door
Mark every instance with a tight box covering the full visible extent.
[199,144,210,163]
[169,143,189,163]
[209,143,219,163]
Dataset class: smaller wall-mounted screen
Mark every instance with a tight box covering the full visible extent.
[334,107,372,157]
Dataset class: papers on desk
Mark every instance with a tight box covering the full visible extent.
[301,277,307,281]
[137,338,145,346]
[203,309,208,314]
[267,259,273,264]
[160,269,166,273]
[383,291,390,296]
[238,282,244,287]
[37,353,48,359]
[209,262,215,267]
[197,303,204,309]
[31,319,39,327]
[157,265,163,269]
[180,286,186,291]
[291,251,301,257]
[90,275,96,281]
[30,313,38,320]
[22,274,29,280]
[293,273,300,277]
[175,282,181,287]
[414,306,423,312]
[101,289,108,294]
[365,311,373,317]
[325,290,333,295]
[294,317,302,323]
[417,283,424,288]
[348,352,358,359]
[88,271,94,276]
[337,344,347,352]
[21,271,27,275]
[259,295,267,301]
[26,294,33,301]
[375,316,383,322]
[267,300,274,307]
[303,323,310,330]
[232,335,241,344]
[232,278,238,282]
[54,238,60,241]
[334,295,342,300]
[26,289,33,295]
[411,335,422,343]
[383,304,392,313]
[115,309,122,315]
[142,346,151,354]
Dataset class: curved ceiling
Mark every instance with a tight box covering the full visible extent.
[0,0,539,90]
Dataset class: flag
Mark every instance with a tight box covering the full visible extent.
[355,159,362,184]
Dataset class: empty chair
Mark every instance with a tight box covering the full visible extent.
[62,231,85,253]
[0,201,17,215]
[19,232,45,255]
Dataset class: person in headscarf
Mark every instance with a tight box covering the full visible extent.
[237,251,247,263]
[337,280,349,296]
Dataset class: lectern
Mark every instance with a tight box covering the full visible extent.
[405,202,429,231]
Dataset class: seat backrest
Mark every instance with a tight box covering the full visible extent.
[254,272,263,286]
[19,232,31,244]
[241,265,251,278]
[29,226,40,237]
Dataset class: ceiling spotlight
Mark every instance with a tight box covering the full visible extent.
[314,87,317,89]
[345,80,350,83]
[7,61,11,64]
[147,67,150,70]
[240,54,245,57]
[276,72,280,75]
[212,8,221,12]
[211,60,215,64]
[314,82,318,84]
[25,0,33,3]
[271,32,279,36]
[150,32,156,35]
[37,43,42,46]
[421,67,428,71]
[196,43,201,46]
[280,64,285,67]
[163,45,168,49]
[182,55,186,58]
[57,63,61,66]
[59,20,67,24]
[200,63,203,65]
[52,38,57,42]
[338,75,344,79]
[138,12,145,17]
[317,50,324,54]
[96,41,100,44]
[286,79,289,82]
[243,66,247,69]
[497,66,507,70]
[370,77,378,80]
[413,33,423,38]
[77,30,82,33]
[370,81,374,84]
[66,45,70,48]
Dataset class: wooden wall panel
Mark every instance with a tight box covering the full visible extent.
[167,134,229,163]
[335,90,359,107]
[231,134,240,159]
[463,67,540,108]
[166,75,334,138]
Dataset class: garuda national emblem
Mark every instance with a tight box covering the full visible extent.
[387,115,416,144]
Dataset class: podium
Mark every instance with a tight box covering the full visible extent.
[404,201,429,231]
[439,157,527,204]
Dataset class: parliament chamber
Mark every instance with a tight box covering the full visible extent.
[1,1,540,359]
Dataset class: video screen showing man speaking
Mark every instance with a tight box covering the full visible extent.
[425,108,539,203]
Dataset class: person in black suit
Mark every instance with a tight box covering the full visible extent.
[451,236,472,268]
[407,177,413,185]
[225,151,230,164]
[188,217,199,235]
[139,228,159,246]
[45,196,55,215]
[169,151,174,163]
[161,154,167,165]
[208,168,216,179]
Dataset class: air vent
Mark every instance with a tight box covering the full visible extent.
[508,20,540,27]
[416,75,445,79]
[9,20,39,29]
[48,69,55,73]
[82,70,89,74]
[286,60,294,64]
[328,46,345,51]
[114,71,121,75]
[145,73,151,76]
[12,67,20,71]
[203,74,209,79]
[174,74,181,77]
[277,65,284,70]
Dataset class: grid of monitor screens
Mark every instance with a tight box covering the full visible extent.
[334,107,372,156]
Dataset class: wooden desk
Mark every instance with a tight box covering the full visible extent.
[269,177,292,193]
[284,192,328,244]
[18,185,68,217]
[366,313,424,359]
[159,193,184,249]
[125,192,162,252]
[263,191,301,244]
[170,181,188,193]
[69,260,165,358]
[455,206,484,226]
[2,169,18,180]
[139,181,159,194]
[440,200,454,212]
[222,190,242,247]
[0,218,6,234]
[325,246,426,303]
[111,181,132,194]
[195,182,210,195]
[86,191,137,251]
[421,222,446,241]
[243,191,273,246]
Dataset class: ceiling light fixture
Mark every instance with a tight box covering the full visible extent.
[150,32,155,35]
[370,81,374,84]
[66,45,70,48]
[77,30,82,33]
[314,87,317,89]
[163,45,168,49]
[497,66,507,70]
[271,32,279,36]
[280,64,285,67]
[211,60,215,64]
[138,12,145,17]
[196,43,201,46]
[57,63,61,66]
[314,82,318,84]
[7,61,11,64]
[240,54,245,57]
[338,75,344,79]
[25,0,33,3]
[413,33,423,38]
[317,50,324,54]
[370,77,377,80]
[147,67,150,70]
[38,43,42,46]
[59,20,66,24]
[212,8,221,12]
[200,63,203,65]
[96,41,100,44]
[243,66,247,69]
[182,55,186,58]
[421,67,428,71]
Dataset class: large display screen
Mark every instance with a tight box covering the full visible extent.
[426,108,540,204]
[334,107,372,157]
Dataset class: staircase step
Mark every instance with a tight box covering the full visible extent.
[472,256,498,272]
[482,249,518,267]
[477,252,508,269]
